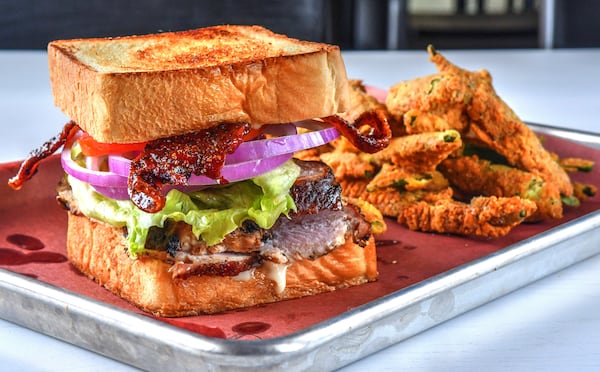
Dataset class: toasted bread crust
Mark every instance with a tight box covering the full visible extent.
[66,213,377,317]
[48,25,350,143]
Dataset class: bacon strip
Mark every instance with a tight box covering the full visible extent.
[8,121,79,190]
[322,109,391,153]
[128,122,251,213]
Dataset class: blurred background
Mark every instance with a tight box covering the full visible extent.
[0,0,598,50]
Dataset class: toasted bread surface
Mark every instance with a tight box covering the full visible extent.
[48,25,350,143]
[66,213,377,317]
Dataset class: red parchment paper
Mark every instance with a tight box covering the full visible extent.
[1,133,599,340]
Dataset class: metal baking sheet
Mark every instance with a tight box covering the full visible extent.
[1,123,600,371]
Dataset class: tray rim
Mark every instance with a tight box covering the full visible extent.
[1,122,600,370]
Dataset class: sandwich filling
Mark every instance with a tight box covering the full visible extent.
[57,158,371,287]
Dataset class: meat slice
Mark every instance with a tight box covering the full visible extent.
[289,159,342,215]
[145,220,265,256]
[144,159,344,257]
[144,250,258,279]
[260,206,370,263]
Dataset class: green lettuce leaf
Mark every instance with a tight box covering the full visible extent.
[68,160,300,257]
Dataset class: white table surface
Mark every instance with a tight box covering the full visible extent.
[1,48,600,371]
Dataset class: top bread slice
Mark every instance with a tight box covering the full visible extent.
[48,25,350,143]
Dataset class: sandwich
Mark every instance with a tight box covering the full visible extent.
[8,25,390,316]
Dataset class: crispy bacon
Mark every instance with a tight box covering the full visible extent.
[8,121,79,190]
[322,109,391,153]
[128,122,251,213]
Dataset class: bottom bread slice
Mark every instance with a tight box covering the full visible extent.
[66,213,378,317]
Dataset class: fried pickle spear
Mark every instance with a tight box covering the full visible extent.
[573,182,597,201]
[339,178,455,219]
[398,196,538,238]
[434,45,573,197]
[386,45,574,202]
[439,155,562,220]
[345,196,387,235]
[402,109,455,134]
[366,163,448,193]
[320,151,376,180]
[370,129,462,172]
[558,157,595,173]
[339,173,536,238]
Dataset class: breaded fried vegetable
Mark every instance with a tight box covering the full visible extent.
[294,145,333,162]
[366,163,449,192]
[370,129,462,171]
[320,151,376,180]
[430,46,573,197]
[338,178,369,199]
[386,75,434,117]
[387,45,574,200]
[386,72,476,126]
[573,182,597,201]
[402,109,455,134]
[439,155,563,220]
[466,106,573,197]
[339,178,454,218]
[559,157,595,173]
[398,196,538,238]
[560,195,580,207]
[345,196,387,235]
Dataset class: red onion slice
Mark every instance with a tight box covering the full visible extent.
[85,155,106,171]
[107,154,132,177]
[187,152,293,186]
[61,147,127,187]
[227,125,339,163]
[92,185,129,200]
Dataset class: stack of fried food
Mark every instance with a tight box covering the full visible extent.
[297,46,596,238]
